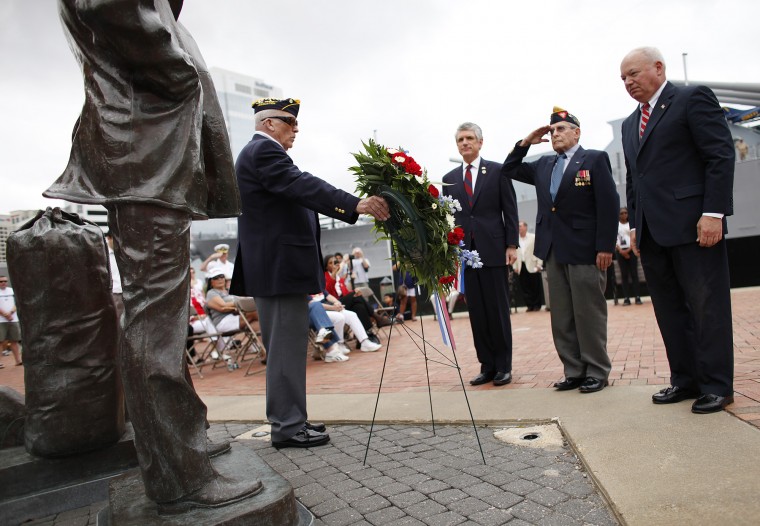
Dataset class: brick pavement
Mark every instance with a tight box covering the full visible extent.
[31,423,618,526]
[199,287,760,429]
[2,287,759,427]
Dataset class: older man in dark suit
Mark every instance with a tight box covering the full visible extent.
[232,98,388,448]
[442,123,518,387]
[503,109,619,393]
[620,47,735,414]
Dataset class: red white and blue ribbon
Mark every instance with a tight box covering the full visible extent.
[432,292,456,351]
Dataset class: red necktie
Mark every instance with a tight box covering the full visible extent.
[464,165,474,206]
[639,103,651,139]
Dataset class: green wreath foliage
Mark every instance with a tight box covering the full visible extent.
[350,139,460,297]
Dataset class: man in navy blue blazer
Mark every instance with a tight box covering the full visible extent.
[502,109,619,393]
[442,123,518,387]
[620,47,735,414]
[231,98,389,448]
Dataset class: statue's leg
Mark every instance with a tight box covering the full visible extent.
[107,203,215,503]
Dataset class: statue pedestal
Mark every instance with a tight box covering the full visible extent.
[0,430,138,525]
[102,443,311,526]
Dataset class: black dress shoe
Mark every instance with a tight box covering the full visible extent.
[692,394,734,414]
[652,385,700,404]
[493,372,512,386]
[272,428,330,449]
[469,372,495,386]
[579,377,609,393]
[305,421,326,433]
[554,377,584,391]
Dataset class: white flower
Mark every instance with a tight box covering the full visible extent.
[387,148,399,155]
[446,214,455,229]
[394,155,406,163]
[432,203,438,209]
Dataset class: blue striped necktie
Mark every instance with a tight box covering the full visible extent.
[550,153,566,201]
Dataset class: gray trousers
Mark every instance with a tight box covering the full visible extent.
[255,294,309,442]
[107,204,214,503]
[546,252,611,380]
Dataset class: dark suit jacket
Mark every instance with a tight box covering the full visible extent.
[502,145,618,265]
[231,134,360,297]
[621,82,735,247]
[442,159,518,266]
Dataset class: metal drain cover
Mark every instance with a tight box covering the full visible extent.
[493,424,564,449]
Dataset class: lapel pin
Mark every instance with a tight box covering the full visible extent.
[661,104,666,109]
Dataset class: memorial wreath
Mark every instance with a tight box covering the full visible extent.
[351,139,481,297]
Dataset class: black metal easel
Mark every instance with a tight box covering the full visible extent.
[363,273,486,465]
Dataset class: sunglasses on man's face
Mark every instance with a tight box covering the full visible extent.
[268,116,298,127]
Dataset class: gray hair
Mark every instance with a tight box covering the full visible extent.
[455,122,483,141]
[254,109,280,127]
[627,46,666,69]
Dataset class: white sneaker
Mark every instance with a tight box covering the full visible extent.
[336,342,351,354]
[360,339,382,352]
[324,348,349,362]
[315,327,332,343]
[210,350,220,360]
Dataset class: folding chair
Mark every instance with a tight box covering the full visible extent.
[356,286,395,337]
[202,308,249,372]
[185,313,225,378]
[234,297,267,376]
[186,333,213,378]
[307,328,327,361]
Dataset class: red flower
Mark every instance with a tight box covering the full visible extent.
[428,184,439,198]
[438,275,456,285]
[403,157,423,176]
[447,227,464,245]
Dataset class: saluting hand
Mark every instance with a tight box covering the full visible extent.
[357,196,390,221]
[519,125,552,147]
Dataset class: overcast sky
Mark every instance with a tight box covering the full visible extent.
[1,0,756,214]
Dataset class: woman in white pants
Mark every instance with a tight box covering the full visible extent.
[317,293,381,352]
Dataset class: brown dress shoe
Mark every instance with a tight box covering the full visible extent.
[207,440,231,458]
[157,474,263,514]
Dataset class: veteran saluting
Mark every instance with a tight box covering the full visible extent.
[231,98,389,449]
[502,108,619,393]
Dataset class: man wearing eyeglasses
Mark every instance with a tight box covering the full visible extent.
[502,108,619,394]
[231,97,389,450]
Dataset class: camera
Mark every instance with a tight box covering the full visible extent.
[348,254,355,260]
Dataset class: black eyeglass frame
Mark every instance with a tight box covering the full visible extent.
[267,115,298,127]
